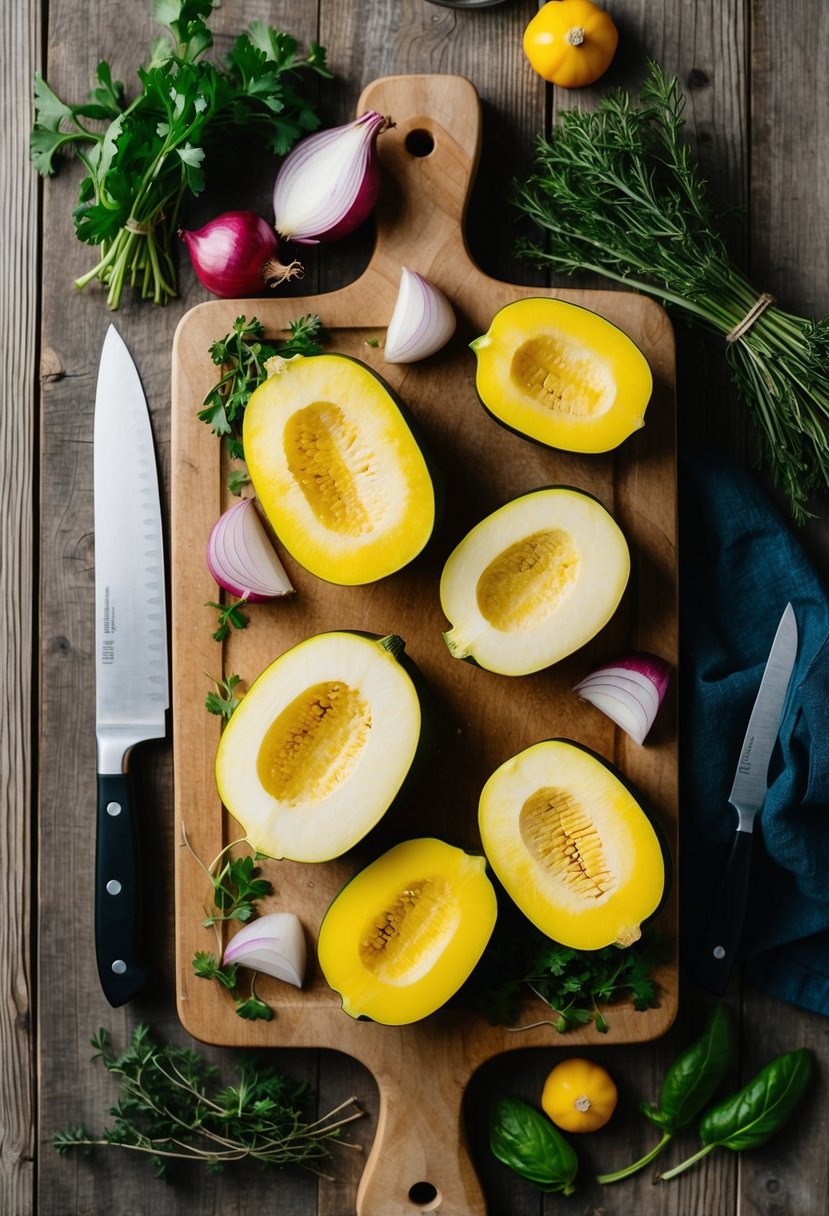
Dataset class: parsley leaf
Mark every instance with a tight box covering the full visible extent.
[204,671,242,719]
[205,597,249,642]
[31,1,331,308]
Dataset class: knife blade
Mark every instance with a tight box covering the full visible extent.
[698,602,798,995]
[94,324,168,1006]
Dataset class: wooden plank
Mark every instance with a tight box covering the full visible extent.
[740,3,829,1214]
[0,0,39,1212]
[36,2,327,1214]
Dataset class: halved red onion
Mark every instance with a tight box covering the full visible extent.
[573,653,672,746]
[223,912,306,988]
[384,267,456,363]
[272,111,391,245]
[206,500,294,602]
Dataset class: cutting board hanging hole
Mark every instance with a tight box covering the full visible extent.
[405,128,435,157]
[408,1180,442,1210]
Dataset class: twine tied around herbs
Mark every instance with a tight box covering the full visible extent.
[125,218,153,235]
[726,292,776,343]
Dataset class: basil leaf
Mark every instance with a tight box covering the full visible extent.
[642,1003,734,1134]
[700,1048,813,1152]
[489,1097,578,1195]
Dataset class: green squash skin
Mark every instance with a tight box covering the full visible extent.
[469,297,652,456]
[317,836,493,1024]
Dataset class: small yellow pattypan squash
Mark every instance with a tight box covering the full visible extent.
[523,0,618,88]
[541,1058,618,1132]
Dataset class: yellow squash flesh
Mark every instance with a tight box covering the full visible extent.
[479,740,666,950]
[471,297,652,453]
[243,354,436,585]
[441,487,630,675]
[317,837,498,1025]
[214,632,423,862]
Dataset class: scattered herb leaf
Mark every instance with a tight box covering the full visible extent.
[204,671,242,719]
[205,597,249,642]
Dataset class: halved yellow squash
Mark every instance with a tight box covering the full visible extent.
[317,837,498,1025]
[243,353,436,585]
[471,297,652,453]
[440,487,630,675]
[215,632,424,862]
[478,740,667,950]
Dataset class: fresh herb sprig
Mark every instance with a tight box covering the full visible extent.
[53,1025,363,1178]
[514,60,829,523]
[31,1,331,309]
[205,597,249,642]
[199,314,324,487]
[185,835,276,1021]
[469,919,672,1034]
[204,671,242,719]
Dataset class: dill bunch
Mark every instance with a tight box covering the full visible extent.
[514,60,829,523]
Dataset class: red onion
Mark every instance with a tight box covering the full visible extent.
[179,210,303,298]
[223,912,306,988]
[206,500,294,601]
[574,653,672,746]
[272,111,392,245]
[384,267,456,363]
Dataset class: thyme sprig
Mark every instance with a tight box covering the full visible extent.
[53,1026,363,1178]
[514,60,829,522]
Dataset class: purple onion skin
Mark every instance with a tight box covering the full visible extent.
[291,172,382,245]
[180,210,299,297]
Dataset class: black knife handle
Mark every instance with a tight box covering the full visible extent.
[697,828,755,996]
[95,772,152,1006]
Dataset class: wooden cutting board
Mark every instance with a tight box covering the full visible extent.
[171,74,677,1216]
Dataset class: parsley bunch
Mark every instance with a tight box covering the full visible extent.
[468,914,672,1035]
[54,1026,363,1178]
[31,1,331,309]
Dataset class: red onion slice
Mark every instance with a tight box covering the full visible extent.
[222,912,306,988]
[384,267,456,363]
[574,652,672,746]
[206,500,294,601]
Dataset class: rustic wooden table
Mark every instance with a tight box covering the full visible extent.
[4,1,828,1213]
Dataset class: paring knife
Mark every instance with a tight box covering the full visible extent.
[94,325,168,1006]
[698,602,798,996]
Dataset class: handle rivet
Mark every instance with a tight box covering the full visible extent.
[111,959,127,975]
[713,946,726,959]
[106,801,122,817]
[106,879,122,895]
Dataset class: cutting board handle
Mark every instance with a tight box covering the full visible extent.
[348,74,487,313]
[355,1026,487,1216]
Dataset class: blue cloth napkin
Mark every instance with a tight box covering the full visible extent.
[679,458,829,1015]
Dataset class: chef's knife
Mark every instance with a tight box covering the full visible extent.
[94,325,168,1006]
[698,602,798,995]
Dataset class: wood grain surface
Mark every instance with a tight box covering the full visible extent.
[15,1,829,1215]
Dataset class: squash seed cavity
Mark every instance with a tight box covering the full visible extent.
[476,530,580,631]
[283,402,385,535]
[359,878,457,983]
[519,787,616,901]
[511,336,614,418]
[256,681,371,804]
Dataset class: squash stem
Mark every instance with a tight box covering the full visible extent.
[375,634,405,661]
[596,1131,673,1185]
